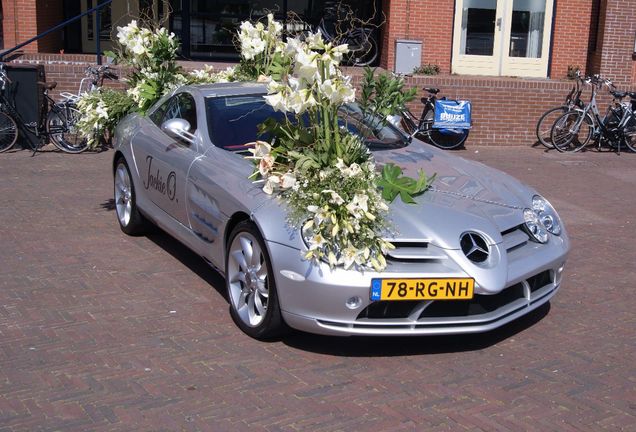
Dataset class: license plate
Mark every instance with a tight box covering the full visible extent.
[370,278,474,301]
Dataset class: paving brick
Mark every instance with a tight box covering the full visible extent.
[0,146,635,431]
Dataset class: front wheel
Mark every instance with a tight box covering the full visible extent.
[0,111,18,153]
[47,104,88,153]
[225,220,285,340]
[551,111,594,152]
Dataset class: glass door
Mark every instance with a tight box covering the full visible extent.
[452,0,553,77]
[500,0,553,77]
[452,0,502,76]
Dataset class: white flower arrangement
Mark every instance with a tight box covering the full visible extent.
[188,65,238,84]
[76,21,233,145]
[238,13,283,62]
[243,19,397,271]
[73,17,428,268]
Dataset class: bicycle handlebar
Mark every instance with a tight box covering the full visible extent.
[85,65,118,80]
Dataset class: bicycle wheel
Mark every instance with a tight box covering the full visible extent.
[0,111,18,152]
[422,110,469,150]
[47,104,88,154]
[536,106,567,148]
[551,111,594,152]
[623,116,636,152]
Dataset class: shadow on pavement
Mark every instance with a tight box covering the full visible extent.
[147,230,228,302]
[142,229,552,357]
[100,198,115,211]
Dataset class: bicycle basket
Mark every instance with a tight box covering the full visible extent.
[433,100,472,129]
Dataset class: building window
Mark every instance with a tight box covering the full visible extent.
[85,0,112,41]
[452,0,554,78]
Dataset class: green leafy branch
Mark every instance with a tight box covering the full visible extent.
[377,163,436,204]
[358,66,417,119]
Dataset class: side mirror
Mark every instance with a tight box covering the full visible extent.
[161,118,196,144]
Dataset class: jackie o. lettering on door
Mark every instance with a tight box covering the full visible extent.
[144,155,177,201]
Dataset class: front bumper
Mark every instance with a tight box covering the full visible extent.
[268,234,568,337]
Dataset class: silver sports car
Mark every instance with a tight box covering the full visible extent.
[112,82,569,339]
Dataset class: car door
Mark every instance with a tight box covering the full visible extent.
[131,92,201,226]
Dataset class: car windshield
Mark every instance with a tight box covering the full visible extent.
[205,94,409,151]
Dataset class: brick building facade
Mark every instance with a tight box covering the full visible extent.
[0,0,635,146]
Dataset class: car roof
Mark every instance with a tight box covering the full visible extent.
[186,82,268,98]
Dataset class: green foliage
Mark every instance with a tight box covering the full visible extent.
[76,88,137,149]
[358,66,417,118]
[377,163,435,204]
[413,64,440,75]
[357,68,435,204]
[257,116,369,176]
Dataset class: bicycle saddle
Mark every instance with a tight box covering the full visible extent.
[610,90,627,99]
[423,87,440,94]
[37,81,57,90]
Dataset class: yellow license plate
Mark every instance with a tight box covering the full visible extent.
[370,278,474,301]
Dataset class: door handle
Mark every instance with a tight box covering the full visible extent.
[496,18,502,30]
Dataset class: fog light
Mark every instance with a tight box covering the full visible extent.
[345,296,362,310]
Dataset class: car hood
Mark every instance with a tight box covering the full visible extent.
[251,140,535,251]
[372,141,534,249]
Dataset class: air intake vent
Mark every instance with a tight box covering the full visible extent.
[384,240,447,261]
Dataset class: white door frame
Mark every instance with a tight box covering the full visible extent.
[451,0,554,78]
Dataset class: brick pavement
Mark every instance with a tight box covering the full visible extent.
[0,145,635,431]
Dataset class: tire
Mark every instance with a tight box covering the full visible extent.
[536,106,568,148]
[350,33,379,67]
[0,111,18,153]
[47,104,89,154]
[422,109,469,150]
[623,116,636,152]
[114,158,151,235]
[225,220,285,340]
[551,111,594,152]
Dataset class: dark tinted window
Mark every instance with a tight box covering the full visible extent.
[150,93,198,132]
[149,97,170,126]
[205,94,407,151]
[205,95,286,150]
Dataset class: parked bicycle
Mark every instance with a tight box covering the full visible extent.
[397,87,470,150]
[59,65,118,104]
[0,63,87,154]
[535,71,586,148]
[289,2,379,66]
[550,75,636,153]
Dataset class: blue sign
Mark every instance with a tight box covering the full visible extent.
[433,100,472,129]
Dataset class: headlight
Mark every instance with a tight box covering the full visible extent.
[523,195,562,243]
[532,195,562,235]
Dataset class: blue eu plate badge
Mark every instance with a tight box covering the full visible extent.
[370,279,382,301]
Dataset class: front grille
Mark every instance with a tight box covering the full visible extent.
[358,300,423,319]
[419,283,525,318]
[357,283,525,320]
[356,270,555,323]
[527,270,552,293]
